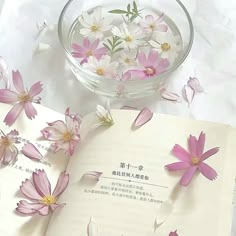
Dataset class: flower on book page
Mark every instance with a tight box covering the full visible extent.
[96,100,114,126]
[132,107,153,128]
[72,38,107,64]
[16,170,69,216]
[0,129,19,164]
[0,70,43,126]
[169,230,178,236]
[21,143,43,162]
[41,108,81,156]
[165,132,219,186]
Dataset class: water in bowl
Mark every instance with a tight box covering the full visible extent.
[67,1,183,81]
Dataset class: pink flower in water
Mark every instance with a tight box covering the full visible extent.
[16,170,69,216]
[165,132,219,186]
[0,129,19,164]
[41,108,81,156]
[72,38,107,64]
[0,70,43,126]
[128,50,169,80]
[169,230,178,236]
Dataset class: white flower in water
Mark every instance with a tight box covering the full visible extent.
[149,32,181,63]
[112,23,144,49]
[96,100,114,126]
[119,49,137,69]
[83,55,119,78]
[80,7,112,39]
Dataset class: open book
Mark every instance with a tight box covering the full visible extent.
[0,103,236,236]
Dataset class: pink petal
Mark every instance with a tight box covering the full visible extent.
[156,59,170,73]
[20,179,43,200]
[24,101,37,119]
[171,144,191,162]
[33,170,51,196]
[132,107,153,128]
[2,148,18,164]
[165,162,191,171]
[187,77,204,93]
[94,47,107,59]
[52,171,69,198]
[12,70,25,93]
[138,51,147,66]
[160,88,180,102]
[157,24,168,32]
[201,147,220,161]
[83,171,103,181]
[130,70,146,80]
[41,127,64,141]
[21,143,43,161]
[183,85,195,105]
[37,205,50,216]
[169,230,178,236]
[145,15,154,24]
[4,103,24,126]
[147,50,159,65]
[47,120,67,132]
[198,162,218,181]
[0,89,18,103]
[188,135,198,157]
[16,200,44,216]
[156,12,164,23]
[8,129,19,136]
[72,43,86,53]
[28,82,43,97]
[90,39,99,50]
[83,37,90,48]
[196,132,205,157]
[179,166,197,186]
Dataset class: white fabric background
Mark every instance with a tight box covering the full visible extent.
[0,0,236,234]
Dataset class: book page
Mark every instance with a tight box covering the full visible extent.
[46,110,236,236]
[0,104,69,236]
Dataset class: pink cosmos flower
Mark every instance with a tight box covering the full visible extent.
[165,132,219,186]
[128,50,169,80]
[16,170,69,216]
[0,70,43,126]
[41,108,81,156]
[0,129,19,164]
[72,38,107,64]
[169,230,178,236]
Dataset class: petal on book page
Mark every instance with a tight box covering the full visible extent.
[87,217,99,236]
[183,85,195,105]
[154,200,173,231]
[83,171,103,181]
[132,107,153,128]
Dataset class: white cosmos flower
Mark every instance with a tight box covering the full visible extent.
[96,100,114,126]
[83,55,119,78]
[149,32,182,63]
[80,7,112,39]
[112,23,145,49]
[119,49,137,69]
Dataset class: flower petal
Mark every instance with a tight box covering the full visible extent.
[147,50,159,65]
[16,200,44,216]
[52,171,69,198]
[188,135,198,157]
[90,39,99,50]
[129,70,146,80]
[169,230,178,236]
[160,88,180,102]
[47,120,67,133]
[12,70,25,93]
[171,144,191,162]
[83,37,90,48]
[21,143,43,161]
[165,162,191,171]
[28,82,43,97]
[83,171,103,181]
[4,103,24,126]
[198,162,218,180]
[201,147,220,161]
[2,148,18,164]
[20,179,43,200]
[0,89,18,103]
[179,166,197,186]
[33,170,51,196]
[24,101,37,120]
[187,77,204,93]
[132,107,153,128]
[137,51,147,66]
[87,217,99,236]
[37,205,50,216]
[183,85,195,105]
[41,127,64,141]
[157,24,168,32]
[145,15,154,24]
[196,132,205,157]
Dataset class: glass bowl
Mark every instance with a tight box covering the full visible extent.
[58,0,194,98]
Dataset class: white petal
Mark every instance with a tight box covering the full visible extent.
[87,217,99,236]
[160,88,180,102]
[149,40,161,49]
[183,85,195,105]
[96,105,107,118]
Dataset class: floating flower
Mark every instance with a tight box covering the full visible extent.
[80,7,112,39]
[96,100,114,126]
[132,107,153,128]
[149,33,181,63]
[41,108,81,156]
[139,13,168,34]
[0,129,19,164]
[165,132,219,186]
[0,70,43,126]
[112,23,144,49]
[169,230,178,236]
[187,77,204,93]
[128,50,169,80]
[119,49,137,69]
[83,55,119,78]
[72,38,107,64]
[16,170,69,216]
[21,143,43,162]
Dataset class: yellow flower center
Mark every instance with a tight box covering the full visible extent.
[125,36,133,42]
[90,25,100,32]
[18,92,31,103]
[124,58,131,64]
[1,137,10,146]
[161,43,171,51]
[63,131,73,142]
[145,67,155,75]
[191,156,200,165]
[41,195,56,205]
[149,24,155,30]
[86,50,93,56]
[96,67,105,76]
